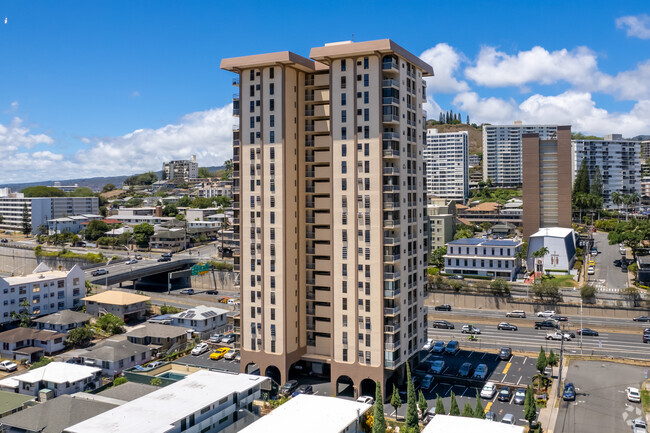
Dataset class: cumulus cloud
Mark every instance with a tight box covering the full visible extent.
[0,117,53,153]
[616,14,650,39]
[420,43,469,93]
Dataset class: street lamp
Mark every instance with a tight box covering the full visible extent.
[105,257,113,290]
[580,298,583,355]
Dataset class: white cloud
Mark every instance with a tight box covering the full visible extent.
[596,60,650,100]
[131,90,141,98]
[0,117,53,153]
[616,14,650,39]
[420,43,469,93]
[452,92,519,125]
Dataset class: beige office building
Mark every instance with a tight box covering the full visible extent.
[221,39,433,396]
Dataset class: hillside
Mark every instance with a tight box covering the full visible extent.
[425,121,483,155]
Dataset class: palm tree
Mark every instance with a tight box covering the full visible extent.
[630,192,640,217]
[623,194,632,221]
[611,191,622,221]
[532,247,550,281]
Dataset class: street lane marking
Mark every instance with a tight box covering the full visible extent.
[484,402,493,413]
[517,376,523,385]
[502,362,512,374]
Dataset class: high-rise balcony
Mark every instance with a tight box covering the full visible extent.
[384,271,400,280]
[383,287,401,298]
[382,96,399,106]
[383,114,399,124]
[382,78,399,89]
[384,323,400,333]
[383,167,400,175]
[383,132,399,140]
[384,341,401,351]
[382,61,399,72]
[383,253,400,263]
[383,306,401,315]
[232,77,240,86]
[383,237,399,245]
[383,220,400,229]
[382,184,400,193]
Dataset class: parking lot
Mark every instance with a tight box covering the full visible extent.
[175,343,240,373]
[555,360,647,433]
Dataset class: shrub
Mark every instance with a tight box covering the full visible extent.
[65,326,95,348]
[580,284,597,301]
[112,377,128,387]
[29,357,53,370]
[95,314,125,335]
[489,279,511,296]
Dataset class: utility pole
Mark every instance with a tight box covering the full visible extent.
[580,299,583,355]
[557,327,565,398]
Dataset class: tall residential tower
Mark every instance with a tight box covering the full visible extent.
[221,39,433,396]
[424,128,469,202]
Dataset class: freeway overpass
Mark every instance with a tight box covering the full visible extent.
[85,256,202,289]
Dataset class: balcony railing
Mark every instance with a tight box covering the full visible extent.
[383,288,401,298]
[383,306,401,315]
[383,114,399,123]
[384,341,401,351]
[382,97,399,106]
[382,185,399,192]
[232,78,240,86]
[383,237,399,245]
[383,201,400,209]
[382,78,399,88]
[383,254,400,262]
[383,220,399,228]
[383,149,399,158]
[383,167,399,175]
[382,61,399,71]
[384,271,400,280]
[384,324,400,333]
[383,132,399,140]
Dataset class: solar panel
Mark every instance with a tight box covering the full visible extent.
[185,313,195,319]
[201,311,217,318]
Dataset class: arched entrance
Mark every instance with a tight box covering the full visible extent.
[360,378,376,398]
[288,360,307,380]
[265,365,282,386]
[336,375,355,398]
[245,363,260,375]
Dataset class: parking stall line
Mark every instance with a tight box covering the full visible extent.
[484,402,493,413]
[502,362,512,374]
[461,387,469,397]
[516,376,523,385]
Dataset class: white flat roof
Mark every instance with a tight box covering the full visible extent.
[239,394,371,433]
[3,270,71,285]
[422,415,524,433]
[65,370,268,433]
[14,362,100,385]
[530,227,574,238]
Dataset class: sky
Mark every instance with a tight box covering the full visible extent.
[1,0,650,184]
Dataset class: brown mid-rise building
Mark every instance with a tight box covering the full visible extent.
[221,39,433,396]
[522,126,572,238]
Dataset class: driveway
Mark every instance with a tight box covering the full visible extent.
[588,232,628,291]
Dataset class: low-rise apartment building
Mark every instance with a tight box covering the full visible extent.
[427,200,456,250]
[0,328,66,362]
[82,291,150,321]
[456,202,522,225]
[444,238,523,281]
[78,338,151,377]
[0,362,101,397]
[170,305,229,335]
[48,215,103,235]
[125,323,191,353]
[0,264,85,326]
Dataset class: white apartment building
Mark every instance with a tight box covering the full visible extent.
[64,370,269,433]
[0,190,99,234]
[572,134,641,208]
[196,180,233,199]
[425,128,469,201]
[163,156,199,181]
[48,214,103,234]
[483,122,558,187]
[444,238,523,281]
[0,263,85,325]
[222,39,432,396]
[0,362,102,397]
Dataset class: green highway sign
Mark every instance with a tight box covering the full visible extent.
[191,263,210,276]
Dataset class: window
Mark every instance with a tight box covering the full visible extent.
[342,179,347,191]
[364,126,369,138]
[341,110,346,123]
[249,85,254,97]
[341,93,346,106]
[341,127,347,139]
[363,74,369,87]
[341,76,346,89]
[341,143,347,157]
[269,67,274,79]
[342,280,347,293]
[341,59,346,71]
[341,161,347,174]
[364,92,369,103]
[269,99,275,111]
[342,298,347,310]
[270,131,275,143]
[250,101,255,113]
[249,70,254,80]
[343,348,348,361]
[269,83,274,95]
[270,147,275,159]
[364,108,369,122]
[364,142,369,156]
[364,57,369,69]
[270,212,275,224]
[270,115,275,127]
[342,264,347,276]
[271,292,276,305]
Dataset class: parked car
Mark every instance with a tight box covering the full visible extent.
[179,288,195,295]
[423,407,436,425]
[157,256,171,262]
[622,264,629,273]
[434,304,452,311]
[91,268,108,276]
[457,362,472,377]
[497,387,512,402]
[473,364,488,380]
[480,382,497,399]
[209,347,230,360]
[191,343,209,356]
[0,360,17,372]
[449,275,464,280]
[634,316,650,322]
[432,341,445,353]
[432,320,454,329]
[429,360,445,374]
[485,411,497,421]
[224,349,239,361]
[536,310,556,318]
[147,361,162,369]
[632,419,648,433]
[221,334,235,344]
[506,310,526,318]
[421,374,435,390]
[551,315,568,322]
[356,396,374,405]
[590,248,598,255]
[209,333,223,343]
[577,328,599,336]
[0,239,8,243]
[627,387,642,403]
[498,347,512,361]
[613,259,622,267]
[563,383,576,401]
[461,324,481,334]
[620,246,627,255]
[501,413,516,425]
[513,388,526,405]
[280,380,299,396]
[293,384,313,396]
[422,339,434,351]
[587,265,595,275]
[444,340,460,355]
[497,322,518,331]
[134,254,143,260]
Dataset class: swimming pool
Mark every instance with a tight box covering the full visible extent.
[157,371,187,381]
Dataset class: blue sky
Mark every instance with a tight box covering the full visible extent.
[1,0,649,183]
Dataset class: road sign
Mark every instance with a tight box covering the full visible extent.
[191,263,210,276]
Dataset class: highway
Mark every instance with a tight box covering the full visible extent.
[427,311,650,360]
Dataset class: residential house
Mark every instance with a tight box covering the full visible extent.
[170,305,228,336]
[78,338,151,377]
[0,328,66,362]
[126,323,191,353]
[0,362,101,397]
[82,291,150,321]
[148,227,186,252]
[33,310,91,333]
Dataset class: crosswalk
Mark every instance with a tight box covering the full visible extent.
[592,279,619,293]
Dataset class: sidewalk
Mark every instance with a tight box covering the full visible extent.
[537,365,568,433]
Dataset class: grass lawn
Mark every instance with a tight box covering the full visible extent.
[641,389,650,415]
[543,274,576,287]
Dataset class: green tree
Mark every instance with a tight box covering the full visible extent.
[449,391,460,416]
[21,186,66,197]
[435,394,446,415]
[524,385,537,427]
[580,284,597,301]
[112,376,128,387]
[462,402,474,417]
[85,220,110,241]
[160,304,182,315]
[390,385,402,418]
[489,279,510,296]
[215,195,232,208]
[95,313,125,335]
[532,279,562,303]
[532,247,550,277]
[429,247,446,268]
[547,349,558,367]
[177,196,192,207]
[68,187,95,197]
[29,357,53,370]
[536,347,547,375]
[480,222,492,233]
[573,159,590,196]
[198,167,213,178]
[454,228,474,240]
[162,204,178,217]
[11,299,32,327]
[150,377,163,386]
[133,223,155,248]
[591,166,603,198]
[405,363,419,431]
[65,326,95,348]
[101,183,116,193]
[21,203,31,235]
[474,390,485,419]
[418,390,428,420]
[373,381,386,433]
[611,191,622,221]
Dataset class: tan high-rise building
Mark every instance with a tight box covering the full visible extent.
[522,126,572,238]
[221,39,433,396]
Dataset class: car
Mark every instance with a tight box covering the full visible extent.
[0,239,7,243]
[588,260,595,267]
[434,304,452,311]
[234,352,241,362]
[221,334,235,344]
[620,246,627,255]
[209,333,223,343]
[0,360,17,372]
[157,256,171,262]
[498,347,512,361]
[444,340,459,355]
[432,320,454,329]
[356,396,374,405]
[225,349,239,361]
[126,259,138,265]
[461,324,481,334]
[634,316,650,322]
[546,331,571,341]
[134,255,143,260]
[147,361,163,369]
[191,343,209,356]
[501,413,516,425]
[536,310,556,318]
[449,275,464,280]
[209,347,230,360]
[622,264,629,273]
[161,252,173,258]
[506,310,526,318]
[644,333,650,344]
[473,364,488,380]
[91,268,108,276]
[421,374,435,390]
[591,248,598,256]
[497,322,518,331]
[399,378,422,401]
[432,341,445,353]
[293,384,313,396]
[458,362,472,377]
[562,382,576,401]
[513,388,526,405]
[429,360,445,374]
[179,288,195,295]
[551,315,568,322]
[481,382,497,399]
[422,339,434,351]
[535,320,559,330]
[280,380,299,396]
[497,387,512,402]
[423,407,436,425]
[632,419,648,433]
[485,411,497,421]
[627,387,642,402]
[587,265,595,275]
[577,328,599,336]
[205,290,218,295]
[614,259,622,267]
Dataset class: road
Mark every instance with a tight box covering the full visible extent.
[427,314,650,360]
[588,232,629,291]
